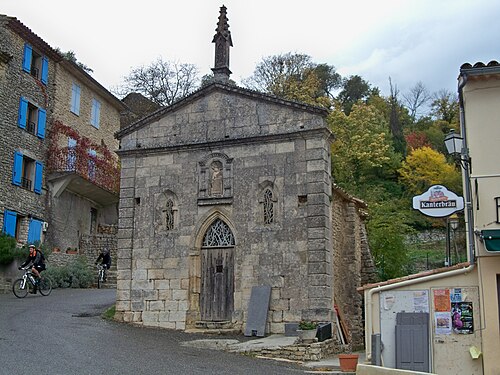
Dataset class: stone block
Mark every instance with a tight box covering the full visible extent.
[148,300,165,311]
[172,289,188,301]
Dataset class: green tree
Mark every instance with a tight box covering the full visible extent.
[431,89,459,125]
[398,146,462,195]
[336,75,377,115]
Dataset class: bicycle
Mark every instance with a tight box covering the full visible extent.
[96,263,107,289]
[12,267,52,298]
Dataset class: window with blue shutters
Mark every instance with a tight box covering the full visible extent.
[27,218,43,243]
[90,98,101,128]
[2,210,17,237]
[71,83,81,115]
[21,43,48,85]
[12,151,43,193]
[17,97,46,139]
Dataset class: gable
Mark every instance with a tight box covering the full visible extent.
[117,84,329,152]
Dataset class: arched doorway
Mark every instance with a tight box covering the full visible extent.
[200,218,235,321]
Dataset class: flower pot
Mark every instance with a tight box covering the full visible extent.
[297,329,317,342]
[338,353,359,372]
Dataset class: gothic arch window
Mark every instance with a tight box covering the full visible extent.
[202,219,235,247]
[263,188,274,224]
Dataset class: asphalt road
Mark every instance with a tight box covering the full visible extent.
[0,288,304,375]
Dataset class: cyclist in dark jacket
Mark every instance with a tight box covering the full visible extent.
[95,248,111,269]
[19,244,46,279]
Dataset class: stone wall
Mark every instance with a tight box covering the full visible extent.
[332,184,377,350]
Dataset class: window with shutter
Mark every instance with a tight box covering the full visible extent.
[41,56,49,85]
[21,43,47,83]
[18,97,28,129]
[37,108,46,139]
[22,44,32,73]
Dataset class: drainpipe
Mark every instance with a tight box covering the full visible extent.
[457,72,476,266]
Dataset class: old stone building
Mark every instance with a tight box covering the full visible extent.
[0,14,125,254]
[114,7,374,340]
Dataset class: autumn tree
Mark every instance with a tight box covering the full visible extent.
[115,57,200,106]
[243,53,341,107]
[398,146,462,195]
[431,89,459,125]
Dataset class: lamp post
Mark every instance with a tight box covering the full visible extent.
[444,129,474,264]
[448,214,459,265]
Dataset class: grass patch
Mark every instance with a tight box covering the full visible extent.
[102,305,116,320]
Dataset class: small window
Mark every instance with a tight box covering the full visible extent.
[22,43,48,85]
[18,97,46,139]
[263,188,274,224]
[71,83,81,115]
[12,151,43,194]
[165,199,174,230]
[90,99,101,128]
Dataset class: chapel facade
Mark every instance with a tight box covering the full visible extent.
[114,7,336,332]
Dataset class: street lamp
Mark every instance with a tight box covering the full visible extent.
[444,130,463,156]
[449,214,459,231]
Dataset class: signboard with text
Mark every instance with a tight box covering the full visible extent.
[412,185,464,217]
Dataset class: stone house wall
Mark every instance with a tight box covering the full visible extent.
[332,185,377,350]
[0,16,56,243]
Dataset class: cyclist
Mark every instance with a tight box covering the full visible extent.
[19,244,46,291]
[95,247,111,278]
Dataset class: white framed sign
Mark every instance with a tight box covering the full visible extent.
[412,185,464,217]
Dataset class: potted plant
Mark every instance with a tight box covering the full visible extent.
[297,320,318,342]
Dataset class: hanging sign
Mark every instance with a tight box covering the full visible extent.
[412,185,464,217]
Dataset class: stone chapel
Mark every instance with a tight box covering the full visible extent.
[114,7,373,340]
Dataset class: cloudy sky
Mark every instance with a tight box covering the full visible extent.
[2,0,498,98]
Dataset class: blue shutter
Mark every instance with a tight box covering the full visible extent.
[71,84,81,115]
[2,210,17,237]
[18,97,28,129]
[34,161,43,194]
[12,151,23,186]
[22,44,32,72]
[41,56,49,85]
[27,219,43,243]
[37,108,46,139]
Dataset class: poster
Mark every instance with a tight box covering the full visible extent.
[452,302,474,334]
[451,288,462,303]
[413,290,429,312]
[434,289,451,312]
[435,312,452,334]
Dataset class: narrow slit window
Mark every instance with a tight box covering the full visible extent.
[263,188,274,224]
[165,199,174,230]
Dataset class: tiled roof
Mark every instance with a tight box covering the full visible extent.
[460,60,500,71]
[357,262,471,291]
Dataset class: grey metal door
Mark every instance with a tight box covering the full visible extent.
[395,312,430,372]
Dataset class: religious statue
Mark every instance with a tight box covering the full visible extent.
[210,161,223,196]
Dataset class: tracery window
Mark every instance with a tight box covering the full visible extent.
[263,188,274,224]
[165,199,174,230]
[202,219,234,247]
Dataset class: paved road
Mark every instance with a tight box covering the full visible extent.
[0,288,305,375]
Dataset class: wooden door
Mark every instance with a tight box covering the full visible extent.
[200,247,234,321]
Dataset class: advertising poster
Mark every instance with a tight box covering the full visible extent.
[452,302,474,334]
[451,288,462,303]
[413,290,429,312]
[435,312,452,335]
[434,289,451,312]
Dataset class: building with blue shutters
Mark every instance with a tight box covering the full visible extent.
[0,15,126,251]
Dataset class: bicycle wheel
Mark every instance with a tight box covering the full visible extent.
[12,278,28,298]
[38,277,52,296]
[97,270,102,289]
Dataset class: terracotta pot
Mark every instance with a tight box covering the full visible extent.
[338,353,359,372]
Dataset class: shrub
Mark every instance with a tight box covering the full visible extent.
[0,234,30,265]
[45,256,93,288]
[299,320,318,330]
